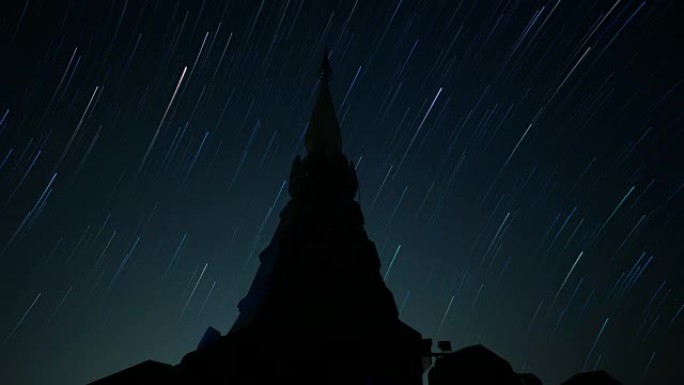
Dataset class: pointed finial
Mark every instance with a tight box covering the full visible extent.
[319,48,333,81]
[305,49,342,154]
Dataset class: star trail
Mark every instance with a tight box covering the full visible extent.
[0,0,682,384]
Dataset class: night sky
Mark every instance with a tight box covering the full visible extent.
[1,0,682,384]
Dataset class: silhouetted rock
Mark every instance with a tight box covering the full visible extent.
[428,345,524,385]
[561,370,622,385]
[90,360,193,385]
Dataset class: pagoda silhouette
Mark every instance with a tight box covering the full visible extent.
[90,52,622,385]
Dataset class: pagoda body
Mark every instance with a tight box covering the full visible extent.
[176,52,424,385]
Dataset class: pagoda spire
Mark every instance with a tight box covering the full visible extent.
[94,49,425,385]
[318,48,333,81]
[305,49,343,154]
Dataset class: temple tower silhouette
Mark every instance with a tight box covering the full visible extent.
[179,50,425,385]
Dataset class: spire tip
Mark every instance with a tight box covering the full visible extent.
[319,48,333,81]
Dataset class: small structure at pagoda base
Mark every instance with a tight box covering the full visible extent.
[90,52,622,385]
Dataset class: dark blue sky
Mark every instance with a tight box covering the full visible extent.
[0,0,682,384]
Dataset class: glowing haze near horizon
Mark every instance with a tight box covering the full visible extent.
[0,0,682,384]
